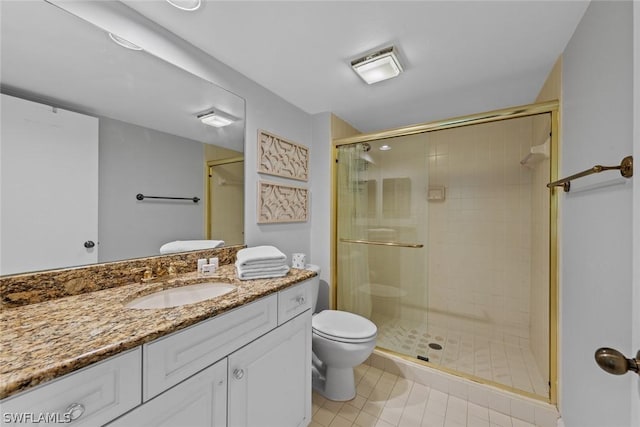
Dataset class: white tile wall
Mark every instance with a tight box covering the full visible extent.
[426,118,535,342]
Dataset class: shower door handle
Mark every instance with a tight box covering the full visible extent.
[339,238,424,248]
[595,347,640,376]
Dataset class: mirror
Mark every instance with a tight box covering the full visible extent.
[0,1,245,276]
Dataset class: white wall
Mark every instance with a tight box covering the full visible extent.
[310,112,332,311]
[561,2,634,426]
[99,118,204,262]
[180,50,314,261]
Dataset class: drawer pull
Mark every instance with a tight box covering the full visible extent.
[233,368,244,380]
[295,296,306,305]
[65,403,85,421]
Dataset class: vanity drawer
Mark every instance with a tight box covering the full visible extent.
[143,294,277,401]
[0,348,141,427]
[277,278,313,325]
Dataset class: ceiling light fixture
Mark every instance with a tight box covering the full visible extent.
[108,32,142,50]
[198,110,236,128]
[379,145,392,151]
[166,0,201,11]
[351,46,403,85]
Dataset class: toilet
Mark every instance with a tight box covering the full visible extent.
[305,264,377,401]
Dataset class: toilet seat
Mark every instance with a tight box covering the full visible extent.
[312,310,377,344]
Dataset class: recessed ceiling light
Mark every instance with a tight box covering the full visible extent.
[108,32,142,50]
[166,0,201,11]
[198,110,236,128]
[379,145,392,151]
[351,46,403,85]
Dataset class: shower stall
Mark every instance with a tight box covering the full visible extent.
[334,102,558,402]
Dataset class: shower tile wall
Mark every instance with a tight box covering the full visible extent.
[426,118,535,345]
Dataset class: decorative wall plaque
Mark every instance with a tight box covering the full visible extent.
[258,130,309,181]
[257,181,309,223]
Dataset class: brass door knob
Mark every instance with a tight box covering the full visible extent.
[595,347,640,376]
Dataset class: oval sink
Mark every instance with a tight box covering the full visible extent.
[125,282,237,309]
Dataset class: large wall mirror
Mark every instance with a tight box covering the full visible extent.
[0,1,246,276]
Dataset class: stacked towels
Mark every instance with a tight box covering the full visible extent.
[235,245,290,280]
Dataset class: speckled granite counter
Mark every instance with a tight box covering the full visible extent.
[0,265,315,400]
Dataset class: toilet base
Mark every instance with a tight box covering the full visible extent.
[313,366,356,401]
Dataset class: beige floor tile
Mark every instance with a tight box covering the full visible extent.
[314,363,537,427]
[323,399,345,413]
[354,410,378,427]
[378,406,403,426]
[362,399,385,418]
[329,415,355,427]
[374,418,396,427]
[315,407,338,427]
[349,394,367,410]
[338,404,361,423]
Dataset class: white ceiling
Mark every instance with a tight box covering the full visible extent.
[121,0,590,132]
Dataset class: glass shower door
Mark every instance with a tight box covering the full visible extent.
[336,135,430,358]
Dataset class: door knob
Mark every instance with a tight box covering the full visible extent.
[233,368,244,380]
[595,347,640,376]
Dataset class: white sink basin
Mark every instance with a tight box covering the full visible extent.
[125,282,237,309]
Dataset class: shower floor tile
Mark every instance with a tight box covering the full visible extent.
[374,318,549,398]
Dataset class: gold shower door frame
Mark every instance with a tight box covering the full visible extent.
[331,100,560,404]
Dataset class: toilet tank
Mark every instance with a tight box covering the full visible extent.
[304,264,320,312]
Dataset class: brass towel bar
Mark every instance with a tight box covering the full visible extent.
[547,155,633,192]
[339,238,424,248]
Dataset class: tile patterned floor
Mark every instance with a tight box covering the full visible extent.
[311,364,540,427]
[375,320,548,398]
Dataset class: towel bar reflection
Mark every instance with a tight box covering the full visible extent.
[547,155,633,192]
[340,238,423,248]
[136,193,200,203]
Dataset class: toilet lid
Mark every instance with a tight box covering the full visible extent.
[312,310,377,342]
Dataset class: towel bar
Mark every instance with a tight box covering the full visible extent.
[136,193,200,203]
[547,155,633,192]
[339,238,423,248]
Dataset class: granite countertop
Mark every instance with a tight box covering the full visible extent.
[0,265,316,400]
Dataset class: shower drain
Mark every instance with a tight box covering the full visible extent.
[428,343,443,350]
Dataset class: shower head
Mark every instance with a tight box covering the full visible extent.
[361,143,371,152]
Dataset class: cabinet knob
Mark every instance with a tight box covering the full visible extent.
[84,240,95,249]
[233,368,245,380]
[295,295,306,305]
[65,403,85,421]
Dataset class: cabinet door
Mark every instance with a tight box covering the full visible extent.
[108,359,227,427]
[228,311,311,427]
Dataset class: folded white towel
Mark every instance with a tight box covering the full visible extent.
[236,265,290,281]
[236,245,287,267]
[235,261,289,274]
[234,259,287,270]
[160,240,225,255]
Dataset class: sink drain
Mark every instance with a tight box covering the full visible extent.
[428,343,443,350]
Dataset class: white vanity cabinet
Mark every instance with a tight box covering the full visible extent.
[2,278,313,427]
[0,348,141,427]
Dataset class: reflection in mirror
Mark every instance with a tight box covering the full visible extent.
[0,1,245,276]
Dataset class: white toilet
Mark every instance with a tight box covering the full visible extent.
[306,264,377,401]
